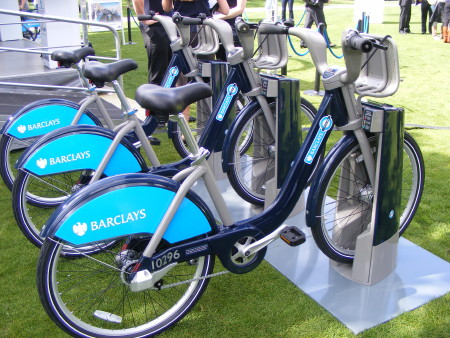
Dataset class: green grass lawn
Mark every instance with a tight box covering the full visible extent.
[0,1,448,337]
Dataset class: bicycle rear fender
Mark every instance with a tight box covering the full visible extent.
[1,99,101,139]
[16,125,147,176]
[221,99,261,172]
[41,173,218,246]
[305,133,357,227]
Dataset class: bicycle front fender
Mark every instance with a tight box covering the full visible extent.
[1,99,101,139]
[16,125,147,176]
[305,133,357,227]
[221,99,261,172]
[41,173,218,247]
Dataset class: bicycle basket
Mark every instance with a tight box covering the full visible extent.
[253,23,289,70]
[355,34,400,98]
[191,25,220,56]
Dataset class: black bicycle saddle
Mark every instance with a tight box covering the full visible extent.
[135,83,212,115]
[83,59,138,87]
[51,47,95,68]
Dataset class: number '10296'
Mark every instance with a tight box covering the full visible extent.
[151,250,180,270]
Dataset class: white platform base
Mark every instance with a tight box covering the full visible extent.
[192,177,450,334]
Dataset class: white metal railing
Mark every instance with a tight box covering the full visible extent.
[0,9,122,92]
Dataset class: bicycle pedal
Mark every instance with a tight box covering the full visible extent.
[280,226,306,247]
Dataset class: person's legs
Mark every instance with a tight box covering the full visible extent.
[421,3,430,34]
[427,6,433,34]
[288,0,294,20]
[145,25,172,85]
[303,10,314,29]
[281,0,288,21]
[399,5,407,32]
[301,9,314,47]
[405,4,412,32]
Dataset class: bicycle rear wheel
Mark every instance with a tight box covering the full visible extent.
[37,237,214,337]
[307,132,424,263]
[0,135,37,191]
[226,98,318,206]
[12,169,97,251]
[0,100,102,190]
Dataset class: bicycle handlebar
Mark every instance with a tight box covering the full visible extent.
[138,12,189,47]
[171,14,237,58]
[172,12,205,25]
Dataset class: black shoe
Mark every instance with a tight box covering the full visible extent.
[149,136,161,146]
[328,43,336,48]
[405,28,411,33]
[300,41,307,48]
[188,116,196,123]
[283,18,295,27]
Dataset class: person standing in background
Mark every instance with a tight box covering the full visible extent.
[161,0,229,122]
[430,0,446,39]
[132,0,172,85]
[214,0,247,61]
[416,0,433,34]
[132,0,173,138]
[442,0,450,42]
[302,0,335,47]
[399,0,413,34]
[281,0,295,23]
[162,0,229,18]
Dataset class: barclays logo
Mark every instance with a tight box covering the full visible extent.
[36,158,48,169]
[73,222,88,236]
[17,125,26,134]
[304,115,333,165]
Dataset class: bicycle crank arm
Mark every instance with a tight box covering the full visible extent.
[242,225,290,257]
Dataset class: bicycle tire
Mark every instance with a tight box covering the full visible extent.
[226,98,318,206]
[307,131,424,263]
[12,169,99,251]
[37,236,214,337]
[0,135,37,191]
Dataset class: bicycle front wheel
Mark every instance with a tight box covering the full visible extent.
[37,237,214,337]
[307,132,424,263]
[226,98,318,206]
[171,94,249,159]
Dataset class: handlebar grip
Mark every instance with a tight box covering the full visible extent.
[235,19,250,33]
[137,15,153,21]
[258,23,289,35]
[347,34,373,53]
